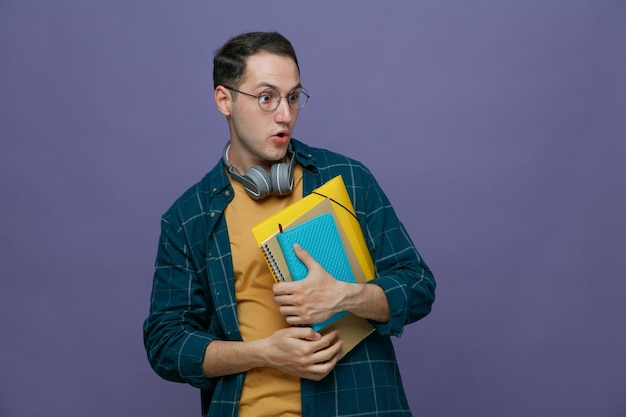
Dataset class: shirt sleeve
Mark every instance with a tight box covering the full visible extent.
[143,208,217,390]
[358,170,436,337]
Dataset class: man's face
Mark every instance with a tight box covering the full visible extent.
[227,51,301,172]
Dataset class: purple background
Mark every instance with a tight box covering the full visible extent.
[1,1,625,416]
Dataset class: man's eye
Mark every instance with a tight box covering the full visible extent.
[287,92,300,102]
[259,90,279,103]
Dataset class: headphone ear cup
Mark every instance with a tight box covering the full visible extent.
[270,162,294,196]
[244,166,272,200]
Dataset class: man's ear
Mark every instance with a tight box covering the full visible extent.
[214,86,232,116]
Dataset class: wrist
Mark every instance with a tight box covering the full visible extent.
[341,282,366,312]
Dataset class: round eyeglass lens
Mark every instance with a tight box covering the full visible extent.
[258,88,280,111]
[289,88,309,110]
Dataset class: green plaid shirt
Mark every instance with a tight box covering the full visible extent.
[143,139,435,417]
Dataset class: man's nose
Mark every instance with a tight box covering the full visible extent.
[274,99,294,123]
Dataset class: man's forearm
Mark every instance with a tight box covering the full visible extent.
[202,339,265,378]
[343,282,390,323]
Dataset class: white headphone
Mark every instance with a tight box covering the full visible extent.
[222,142,296,200]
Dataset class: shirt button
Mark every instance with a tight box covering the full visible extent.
[212,187,217,193]
[225,190,231,197]
[209,212,215,218]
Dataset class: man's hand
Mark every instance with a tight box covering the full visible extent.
[261,327,343,381]
[273,244,352,326]
[273,244,391,325]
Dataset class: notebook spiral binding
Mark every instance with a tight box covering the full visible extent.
[261,243,285,282]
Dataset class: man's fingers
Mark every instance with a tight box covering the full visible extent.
[294,243,318,269]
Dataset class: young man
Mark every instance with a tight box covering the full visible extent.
[143,32,435,417]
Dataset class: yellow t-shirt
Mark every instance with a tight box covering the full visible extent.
[224,164,303,417]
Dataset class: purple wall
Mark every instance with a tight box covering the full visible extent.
[1,1,625,416]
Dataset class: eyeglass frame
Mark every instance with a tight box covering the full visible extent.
[221,85,310,112]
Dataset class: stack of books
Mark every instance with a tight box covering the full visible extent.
[252,176,376,358]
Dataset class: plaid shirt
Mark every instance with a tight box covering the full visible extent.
[143,139,435,417]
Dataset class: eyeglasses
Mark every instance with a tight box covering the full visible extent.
[223,85,310,112]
